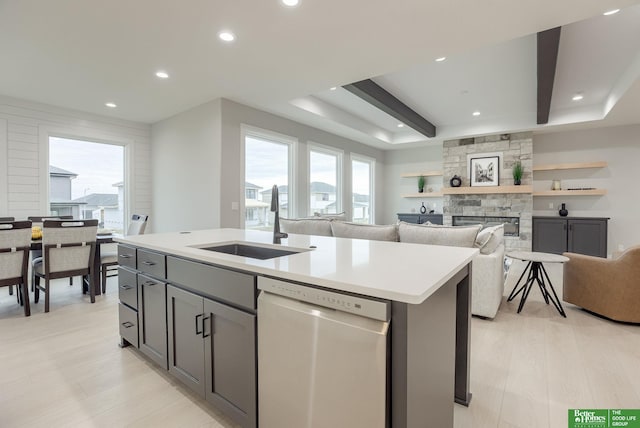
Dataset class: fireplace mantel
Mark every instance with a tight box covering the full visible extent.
[443,185,532,195]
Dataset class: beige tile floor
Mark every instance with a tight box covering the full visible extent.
[0,260,638,428]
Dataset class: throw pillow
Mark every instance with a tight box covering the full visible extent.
[398,222,482,248]
[474,224,504,254]
[312,212,347,221]
[330,221,399,242]
[280,218,333,236]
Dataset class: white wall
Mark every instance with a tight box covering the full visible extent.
[150,99,221,232]
[382,145,443,224]
[0,95,151,223]
[218,99,386,228]
[533,124,640,254]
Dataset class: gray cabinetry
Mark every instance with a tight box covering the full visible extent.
[397,213,443,224]
[167,284,257,428]
[138,274,168,368]
[532,217,608,257]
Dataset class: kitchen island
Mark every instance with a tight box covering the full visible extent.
[115,228,478,428]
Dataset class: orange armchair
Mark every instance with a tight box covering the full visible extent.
[563,246,640,323]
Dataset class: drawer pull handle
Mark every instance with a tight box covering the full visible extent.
[119,254,131,258]
[119,285,133,290]
[121,321,134,328]
[141,261,156,266]
[143,280,156,286]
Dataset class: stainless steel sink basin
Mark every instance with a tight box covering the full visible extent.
[195,243,308,260]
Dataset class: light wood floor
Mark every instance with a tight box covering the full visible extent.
[0,262,638,428]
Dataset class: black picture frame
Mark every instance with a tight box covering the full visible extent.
[470,156,500,187]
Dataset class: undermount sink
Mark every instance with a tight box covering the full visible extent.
[194,242,309,260]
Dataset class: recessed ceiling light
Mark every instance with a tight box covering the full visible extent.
[472,111,481,116]
[105,102,117,108]
[330,87,337,91]
[572,94,584,101]
[397,123,405,128]
[218,31,235,42]
[155,71,169,79]
[435,57,446,62]
[603,9,620,15]
[282,0,299,6]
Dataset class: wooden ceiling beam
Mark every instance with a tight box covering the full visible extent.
[343,79,436,138]
[537,27,562,124]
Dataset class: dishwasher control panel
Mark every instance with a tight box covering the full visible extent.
[258,277,390,321]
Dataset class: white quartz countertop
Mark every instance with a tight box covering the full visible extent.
[116,228,478,304]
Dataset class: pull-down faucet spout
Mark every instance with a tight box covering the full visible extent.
[271,185,288,244]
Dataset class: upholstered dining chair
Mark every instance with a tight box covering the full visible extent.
[100,214,148,292]
[0,221,33,316]
[1,217,18,297]
[32,219,98,312]
[28,215,76,287]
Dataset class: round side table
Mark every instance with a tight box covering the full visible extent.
[506,251,568,317]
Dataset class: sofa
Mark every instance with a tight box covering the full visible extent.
[280,218,506,319]
[563,246,640,323]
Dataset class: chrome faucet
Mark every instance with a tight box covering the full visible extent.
[271,185,288,244]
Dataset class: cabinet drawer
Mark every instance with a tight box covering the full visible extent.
[118,303,139,347]
[167,256,256,310]
[137,249,166,279]
[117,245,137,269]
[118,267,138,309]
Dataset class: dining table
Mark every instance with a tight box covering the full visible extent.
[30,233,116,301]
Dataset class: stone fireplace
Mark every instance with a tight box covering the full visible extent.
[442,132,533,252]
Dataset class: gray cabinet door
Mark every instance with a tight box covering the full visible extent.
[138,274,168,369]
[532,218,567,254]
[167,285,205,397]
[568,219,607,257]
[204,298,257,428]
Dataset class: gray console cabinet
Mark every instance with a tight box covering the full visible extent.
[167,284,257,428]
[532,216,608,257]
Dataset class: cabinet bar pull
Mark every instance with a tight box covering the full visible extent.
[202,315,211,338]
[121,321,134,328]
[143,280,156,286]
[119,254,131,258]
[141,261,155,266]
[195,313,203,335]
[119,285,133,290]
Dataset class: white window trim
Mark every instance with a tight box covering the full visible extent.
[240,124,298,228]
[307,142,343,216]
[39,126,133,223]
[350,153,375,224]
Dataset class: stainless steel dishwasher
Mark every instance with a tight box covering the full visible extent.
[257,277,390,428]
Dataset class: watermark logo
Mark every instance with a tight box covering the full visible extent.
[569,409,640,428]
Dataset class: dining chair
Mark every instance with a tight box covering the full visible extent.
[32,219,98,312]
[100,214,148,292]
[29,215,76,287]
[1,217,17,297]
[0,221,32,316]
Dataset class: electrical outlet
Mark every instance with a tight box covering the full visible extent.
[548,203,554,209]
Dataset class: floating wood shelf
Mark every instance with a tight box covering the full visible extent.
[533,189,607,196]
[400,171,443,178]
[442,185,532,195]
[532,161,607,171]
[402,192,444,198]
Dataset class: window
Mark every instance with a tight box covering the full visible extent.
[351,156,374,224]
[309,145,342,216]
[49,137,125,233]
[243,129,295,230]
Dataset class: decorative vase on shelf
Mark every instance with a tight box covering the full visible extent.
[420,202,427,214]
[559,203,568,217]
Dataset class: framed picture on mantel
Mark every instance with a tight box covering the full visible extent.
[470,156,500,187]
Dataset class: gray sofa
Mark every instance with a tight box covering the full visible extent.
[281,218,505,319]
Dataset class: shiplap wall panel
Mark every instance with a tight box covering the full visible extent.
[0,95,152,226]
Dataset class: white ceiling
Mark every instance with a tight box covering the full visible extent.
[1,0,639,150]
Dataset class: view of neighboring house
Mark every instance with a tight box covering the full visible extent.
[49,166,86,218]
[48,165,123,232]
[245,182,270,228]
